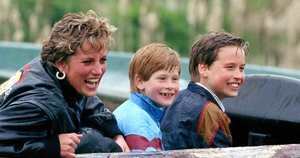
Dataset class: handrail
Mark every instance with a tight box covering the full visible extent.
[76,144,300,158]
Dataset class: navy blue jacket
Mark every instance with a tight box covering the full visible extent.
[0,58,121,157]
[161,82,232,150]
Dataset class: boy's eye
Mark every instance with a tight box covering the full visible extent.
[172,76,179,81]
[82,60,92,64]
[158,76,166,80]
[225,65,234,70]
[240,66,245,72]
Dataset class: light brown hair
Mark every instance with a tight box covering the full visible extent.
[129,43,181,92]
[189,32,249,82]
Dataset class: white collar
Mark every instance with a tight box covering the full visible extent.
[195,82,225,112]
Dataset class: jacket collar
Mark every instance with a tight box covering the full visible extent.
[42,61,83,104]
[130,92,165,123]
[188,81,225,112]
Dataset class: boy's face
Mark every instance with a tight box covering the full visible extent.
[199,46,246,99]
[137,68,180,107]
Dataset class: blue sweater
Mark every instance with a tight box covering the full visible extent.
[113,92,165,151]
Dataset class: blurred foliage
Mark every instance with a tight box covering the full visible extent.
[247,0,273,10]
[1,0,300,68]
[13,0,37,41]
[222,1,232,32]
[49,0,91,24]
[242,31,264,64]
[120,0,141,51]
[159,6,190,55]
[12,0,97,40]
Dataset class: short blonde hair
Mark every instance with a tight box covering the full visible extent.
[129,43,181,92]
[41,10,116,65]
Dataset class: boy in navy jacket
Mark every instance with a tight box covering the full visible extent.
[161,32,249,149]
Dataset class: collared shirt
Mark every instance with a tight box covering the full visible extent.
[195,82,225,112]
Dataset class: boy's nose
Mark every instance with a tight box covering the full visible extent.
[234,70,244,79]
[165,80,179,89]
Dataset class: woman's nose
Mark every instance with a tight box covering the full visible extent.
[92,64,106,75]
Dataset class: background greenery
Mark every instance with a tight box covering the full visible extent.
[1,0,300,69]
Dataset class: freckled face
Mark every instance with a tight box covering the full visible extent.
[200,46,246,99]
[137,68,180,107]
[57,42,108,96]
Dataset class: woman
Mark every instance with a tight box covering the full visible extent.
[0,10,129,158]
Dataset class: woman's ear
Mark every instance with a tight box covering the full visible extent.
[198,64,208,78]
[135,74,145,92]
[55,61,66,72]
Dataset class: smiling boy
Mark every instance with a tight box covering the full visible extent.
[113,43,181,151]
[161,32,248,149]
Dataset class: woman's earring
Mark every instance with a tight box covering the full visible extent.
[56,71,66,80]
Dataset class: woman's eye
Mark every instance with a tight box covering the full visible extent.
[100,58,107,64]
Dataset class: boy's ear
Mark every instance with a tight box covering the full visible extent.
[197,64,208,78]
[135,74,145,91]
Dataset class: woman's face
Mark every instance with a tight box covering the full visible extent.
[57,42,108,96]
